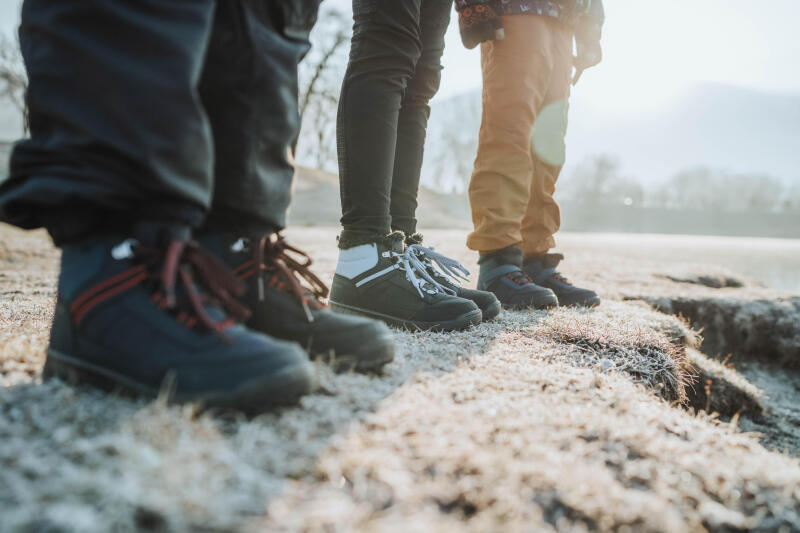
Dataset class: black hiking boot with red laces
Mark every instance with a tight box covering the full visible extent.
[45,223,313,412]
[200,232,395,373]
[523,253,601,307]
[477,247,558,310]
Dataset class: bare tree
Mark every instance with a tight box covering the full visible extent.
[652,167,788,213]
[0,33,27,132]
[420,90,482,193]
[296,6,351,172]
[558,155,644,206]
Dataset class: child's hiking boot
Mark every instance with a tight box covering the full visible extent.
[329,234,482,332]
[523,253,600,307]
[477,247,558,310]
[45,223,313,412]
[405,234,501,321]
[201,232,395,373]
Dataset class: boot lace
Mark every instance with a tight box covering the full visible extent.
[506,270,534,286]
[405,244,470,296]
[71,238,250,335]
[551,271,573,285]
[235,234,329,323]
[385,246,442,298]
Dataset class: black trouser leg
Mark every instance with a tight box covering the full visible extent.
[389,0,451,237]
[337,0,426,244]
[198,0,320,237]
[0,0,217,243]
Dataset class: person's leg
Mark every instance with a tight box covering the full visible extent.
[337,0,424,246]
[0,0,216,243]
[196,0,395,372]
[1,0,313,410]
[519,19,600,307]
[199,0,320,237]
[468,15,560,309]
[519,19,573,256]
[388,0,452,237]
[331,0,481,331]
[466,15,556,255]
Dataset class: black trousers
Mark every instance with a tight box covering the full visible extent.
[0,0,320,244]
[337,0,452,243]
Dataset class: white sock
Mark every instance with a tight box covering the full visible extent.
[335,243,379,279]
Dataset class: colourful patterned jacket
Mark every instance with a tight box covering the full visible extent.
[455,0,604,41]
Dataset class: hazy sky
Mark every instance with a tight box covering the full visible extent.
[3,0,799,105]
[2,0,799,120]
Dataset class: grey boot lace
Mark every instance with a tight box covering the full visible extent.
[404,244,471,297]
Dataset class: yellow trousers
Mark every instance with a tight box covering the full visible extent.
[467,15,573,255]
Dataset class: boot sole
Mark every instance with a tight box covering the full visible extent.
[312,331,396,374]
[43,348,313,413]
[502,293,559,311]
[558,295,601,308]
[329,301,482,332]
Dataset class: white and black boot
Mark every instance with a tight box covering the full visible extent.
[329,233,482,332]
[405,233,501,321]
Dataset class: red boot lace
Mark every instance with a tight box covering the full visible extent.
[232,234,329,322]
[552,272,573,285]
[505,270,534,286]
[70,240,251,335]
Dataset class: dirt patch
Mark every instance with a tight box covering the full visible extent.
[647,296,800,368]
[684,349,765,419]
[640,294,800,456]
[659,274,745,289]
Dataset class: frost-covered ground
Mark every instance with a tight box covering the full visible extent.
[1,225,799,532]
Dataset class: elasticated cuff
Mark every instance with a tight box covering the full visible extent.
[478,246,523,267]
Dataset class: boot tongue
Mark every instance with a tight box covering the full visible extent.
[389,239,404,254]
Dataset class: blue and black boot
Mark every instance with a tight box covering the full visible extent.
[329,233,482,332]
[200,232,395,373]
[45,223,313,412]
[523,253,600,307]
[477,247,558,310]
[405,234,501,321]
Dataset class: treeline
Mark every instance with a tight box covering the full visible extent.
[558,156,800,214]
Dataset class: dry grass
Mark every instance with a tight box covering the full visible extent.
[2,224,800,532]
[535,304,692,403]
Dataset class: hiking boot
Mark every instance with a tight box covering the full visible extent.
[405,234,501,321]
[477,247,558,310]
[44,223,313,412]
[329,234,482,331]
[523,253,601,307]
[201,232,395,373]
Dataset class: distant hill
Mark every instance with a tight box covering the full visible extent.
[422,83,800,190]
